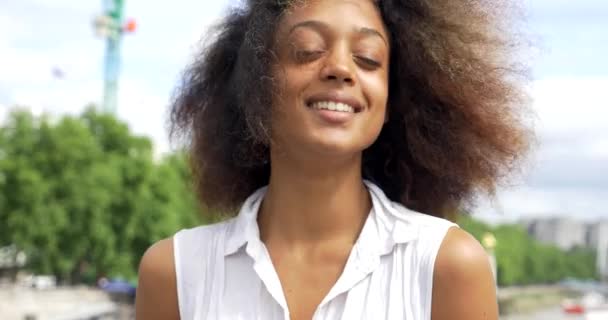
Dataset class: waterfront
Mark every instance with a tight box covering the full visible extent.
[502,307,583,320]
[0,285,133,320]
[503,306,608,320]
[1,283,604,319]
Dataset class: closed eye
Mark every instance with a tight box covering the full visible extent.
[294,50,325,63]
[354,55,381,69]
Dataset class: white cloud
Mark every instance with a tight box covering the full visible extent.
[475,186,608,224]
[10,80,100,113]
[116,77,171,154]
[476,76,608,223]
[0,0,227,155]
[0,43,103,90]
[589,140,608,158]
[528,0,608,20]
[533,77,608,136]
[0,11,29,44]
[2,0,607,222]
[20,0,97,11]
[0,104,7,124]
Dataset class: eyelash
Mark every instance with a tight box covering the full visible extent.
[294,50,325,62]
[355,56,381,68]
[294,50,381,69]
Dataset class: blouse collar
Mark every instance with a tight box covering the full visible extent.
[224,180,421,257]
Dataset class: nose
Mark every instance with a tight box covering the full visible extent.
[319,46,355,85]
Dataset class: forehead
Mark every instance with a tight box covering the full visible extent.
[277,0,388,37]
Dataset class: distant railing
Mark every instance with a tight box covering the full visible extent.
[22,303,118,320]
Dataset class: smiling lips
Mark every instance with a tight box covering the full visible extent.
[310,101,356,113]
[306,93,363,124]
[308,100,361,126]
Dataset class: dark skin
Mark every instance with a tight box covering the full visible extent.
[136,1,498,319]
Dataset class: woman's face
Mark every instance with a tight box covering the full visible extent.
[270,0,390,160]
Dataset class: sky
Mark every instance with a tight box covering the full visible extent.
[0,0,607,224]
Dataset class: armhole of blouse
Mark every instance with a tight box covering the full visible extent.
[422,224,459,320]
[173,230,185,320]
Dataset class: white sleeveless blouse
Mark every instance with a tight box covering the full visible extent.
[173,181,458,319]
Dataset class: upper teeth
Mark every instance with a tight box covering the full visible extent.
[310,101,355,113]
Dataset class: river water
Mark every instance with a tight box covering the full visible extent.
[502,307,584,320]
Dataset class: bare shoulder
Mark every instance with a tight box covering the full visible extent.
[135,238,180,320]
[431,227,498,320]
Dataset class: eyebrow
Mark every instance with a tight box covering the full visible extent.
[288,20,388,47]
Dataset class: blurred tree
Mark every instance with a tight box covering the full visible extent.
[2,107,597,285]
[494,224,530,285]
[457,215,491,240]
[523,242,546,283]
[565,246,597,280]
[458,215,599,286]
[0,107,202,283]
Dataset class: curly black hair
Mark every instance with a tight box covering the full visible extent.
[170,0,532,218]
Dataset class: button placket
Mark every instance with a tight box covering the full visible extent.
[247,240,291,317]
[318,220,382,312]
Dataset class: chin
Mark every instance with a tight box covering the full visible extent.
[305,136,371,158]
[272,125,380,161]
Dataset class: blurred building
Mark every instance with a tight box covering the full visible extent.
[581,220,608,280]
[524,217,608,281]
[593,221,608,281]
[525,217,587,250]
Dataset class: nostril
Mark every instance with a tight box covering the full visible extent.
[325,75,353,83]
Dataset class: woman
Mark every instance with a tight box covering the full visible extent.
[136,0,530,319]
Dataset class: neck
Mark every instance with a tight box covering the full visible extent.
[258,151,371,248]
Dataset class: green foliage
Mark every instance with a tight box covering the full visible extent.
[0,107,598,286]
[458,215,599,286]
[0,107,202,283]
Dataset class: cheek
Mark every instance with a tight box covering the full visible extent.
[362,73,389,114]
[268,66,310,138]
[271,65,312,110]
[361,74,389,143]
